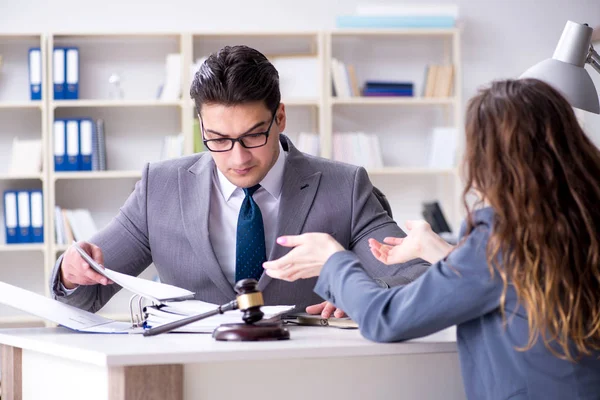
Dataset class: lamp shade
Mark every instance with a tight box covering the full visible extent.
[520,21,600,114]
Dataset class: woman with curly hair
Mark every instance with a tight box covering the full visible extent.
[264,79,600,399]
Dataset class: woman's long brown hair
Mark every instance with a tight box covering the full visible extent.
[463,79,600,361]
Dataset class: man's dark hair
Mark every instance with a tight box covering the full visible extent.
[190,45,281,114]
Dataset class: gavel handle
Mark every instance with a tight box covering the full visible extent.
[143,300,238,337]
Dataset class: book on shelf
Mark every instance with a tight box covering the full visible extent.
[54,118,107,172]
[160,133,184,160]
[288,132,320,156]
[332,132,383,169]
[54,207,97,245]
[331,58,352,98]
[423,64,454,98]
[362,81,414,97]
[428,127,458,169]
[3,190,44,244]
[28,47,42,100]
[9,137,42,174]
[158,53,181,101]
[271,56,319,99]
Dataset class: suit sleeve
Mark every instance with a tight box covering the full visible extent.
[50,163,153,312]
[315,224,503,342]
[349,167,430,284]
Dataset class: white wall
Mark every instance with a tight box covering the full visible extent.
[2,0,600,131]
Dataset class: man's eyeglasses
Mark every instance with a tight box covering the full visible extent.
[200,111,277,152]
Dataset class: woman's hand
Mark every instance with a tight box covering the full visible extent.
[368,220,454,265]
[262,233,345,281]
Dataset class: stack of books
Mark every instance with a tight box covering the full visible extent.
[54,207,98,244]
[362,81,413,97]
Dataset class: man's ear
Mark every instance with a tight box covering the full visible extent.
[276,103,287,132]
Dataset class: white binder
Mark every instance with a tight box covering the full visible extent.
[66,119,79,170]
[17,191,31,243]
[53,47,66,99]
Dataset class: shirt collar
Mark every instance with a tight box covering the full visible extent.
[216,142,286,202]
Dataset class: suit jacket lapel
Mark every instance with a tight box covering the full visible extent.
[179,155,236,300]
[258,136,322,291]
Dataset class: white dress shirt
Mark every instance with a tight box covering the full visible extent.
[209,143,286,286]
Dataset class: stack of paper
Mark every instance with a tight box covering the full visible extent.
[144,301,295,333]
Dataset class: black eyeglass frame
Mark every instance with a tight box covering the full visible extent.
[198,107,278,153]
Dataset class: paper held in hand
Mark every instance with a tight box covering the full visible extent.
[72,242,195,303]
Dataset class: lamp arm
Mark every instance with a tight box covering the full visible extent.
[588,44,600,75]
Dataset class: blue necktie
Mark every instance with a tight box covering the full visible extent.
[235,184,266,283]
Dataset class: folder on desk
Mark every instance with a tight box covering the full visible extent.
[66,119,79,171]
[3,191,19,244]
[28,48,42,100]
[53,47,66,100]
[0,281,141,334]
[54,119,67,171]
[65,47,79,99]
[17,191,32,243]
[30,190,44,243]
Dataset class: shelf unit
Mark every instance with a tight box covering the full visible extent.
[0,29,462,326]
[0,34,50,327]
[326,28,462,227]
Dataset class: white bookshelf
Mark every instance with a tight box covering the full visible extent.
[0,34,50,326]
[326,28,462,229]
[0,29,463,326]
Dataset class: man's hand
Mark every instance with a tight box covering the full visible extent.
[60,242,112,289]
[306,301,346,318]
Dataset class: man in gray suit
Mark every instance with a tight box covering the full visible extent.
[50,45,428,317]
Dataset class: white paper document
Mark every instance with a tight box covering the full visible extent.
[72,243,194,303]
[0,282,141,334]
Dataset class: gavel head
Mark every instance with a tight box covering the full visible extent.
[234,279,265,325]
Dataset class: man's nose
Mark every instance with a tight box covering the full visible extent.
[229,140,252,164]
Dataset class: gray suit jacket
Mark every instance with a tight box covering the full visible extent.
[50,135,428,312]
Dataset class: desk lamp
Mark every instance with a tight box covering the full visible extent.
[143,279,290,341]
[521,21,600,114]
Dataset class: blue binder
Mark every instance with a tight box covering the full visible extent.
[65,47,79,100]
[53,119,67,171]
[66,119,80,171]
[29,190,44,243]
[28,48,42,100]
[17,191,32,243]
[79,119,93,171]
[3,191,19,244]
[53,47,66,100]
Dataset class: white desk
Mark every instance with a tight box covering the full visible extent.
[0,326,465,400]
